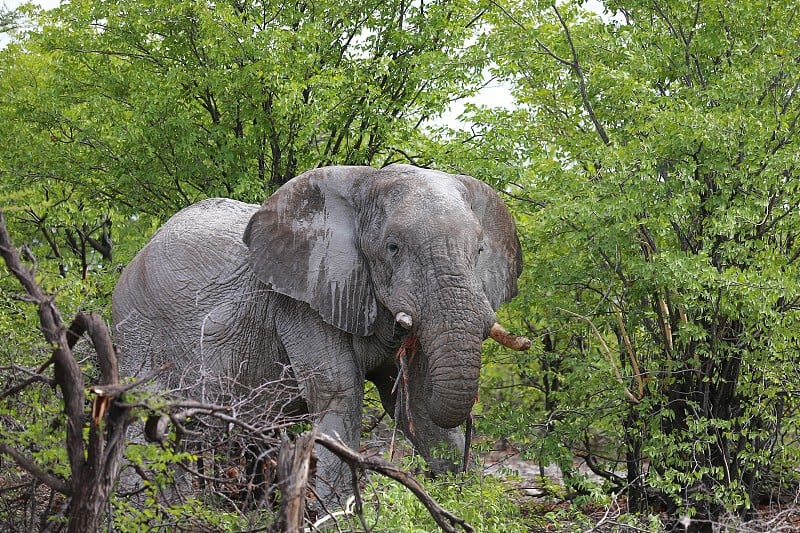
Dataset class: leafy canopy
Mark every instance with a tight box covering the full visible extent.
[455,0,800,522]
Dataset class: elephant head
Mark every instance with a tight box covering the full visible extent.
[243,164,522,429]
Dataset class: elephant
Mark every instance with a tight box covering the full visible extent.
[112,163,524,508]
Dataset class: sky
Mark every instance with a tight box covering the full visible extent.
[5,0,59,9]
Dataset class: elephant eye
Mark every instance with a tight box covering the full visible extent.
[387,242,400,256]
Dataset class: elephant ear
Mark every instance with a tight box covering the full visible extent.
[455,174,523,310]
[243,166,378,336]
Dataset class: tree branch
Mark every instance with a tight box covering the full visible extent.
[551,4,610,145]
[314,432,474,533]
[0,443,71,495]
[0,211,87,485]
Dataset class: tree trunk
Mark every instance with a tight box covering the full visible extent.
[274,431,316,532]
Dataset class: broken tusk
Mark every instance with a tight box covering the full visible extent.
[489,322,532,351]
[395,311,413,329]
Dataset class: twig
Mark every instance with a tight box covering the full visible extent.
[558,307,639,403]
[0,371,56,400]
[315,432,474,533]
[88,362,174,399]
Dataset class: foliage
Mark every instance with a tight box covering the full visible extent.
[458,0,800,526]
[1,0,488,278]
[7,0,800,530]
[1,1,496,528]
[334,465,532,533]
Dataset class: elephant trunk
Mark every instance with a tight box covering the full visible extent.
[415,288,495,429]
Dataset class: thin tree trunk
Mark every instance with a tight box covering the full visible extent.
[274,430,316,532]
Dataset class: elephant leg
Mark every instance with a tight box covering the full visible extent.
[311,391,363,510]
[276,306,365,510]
[366,362,398,417]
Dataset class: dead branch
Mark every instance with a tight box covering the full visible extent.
[0,210,134,532]
[274,430,316,532]
[66,311,118,383]
[314,432,474,533]
[0,211,86,485]
[613,304,645,398]
[88,361,174,400]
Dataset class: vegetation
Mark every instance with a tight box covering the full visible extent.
[3,0,800,531]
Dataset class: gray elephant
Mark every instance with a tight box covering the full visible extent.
[112,164,523,507]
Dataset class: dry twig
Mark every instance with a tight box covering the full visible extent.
[315,432,474,533]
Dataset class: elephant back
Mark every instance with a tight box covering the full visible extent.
[113,198,260,385]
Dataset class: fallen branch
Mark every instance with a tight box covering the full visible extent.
[314,432,474,533]
[489,322,532,351]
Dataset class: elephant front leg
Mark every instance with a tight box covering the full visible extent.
[277,307,366,511]
[310,391,364,511]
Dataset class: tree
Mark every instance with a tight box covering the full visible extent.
[3,0,486,208]
[0,210,133,532]
[460,0,800,528]
[0,2,499,529]
[1,0,489,283]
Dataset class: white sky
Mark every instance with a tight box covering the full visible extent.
[4,0,59,10]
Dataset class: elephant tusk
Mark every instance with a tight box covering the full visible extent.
[489,322,532,351]
[395,311,413,330]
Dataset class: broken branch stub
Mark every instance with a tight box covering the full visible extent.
[489,322,532,351]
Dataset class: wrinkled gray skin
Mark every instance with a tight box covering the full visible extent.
[112,164,522,507]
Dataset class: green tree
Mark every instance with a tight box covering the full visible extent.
[0,1,497,529]
[462,0,800,527]
[4,0,486,205]
[1,0,488,277]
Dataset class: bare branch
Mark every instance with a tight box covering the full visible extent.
[0,366,56,399]
[0,210,87,485]
[315,432,474,533]
[89,362,174,399]
[66,312,118,384]
[0,443,71,495]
